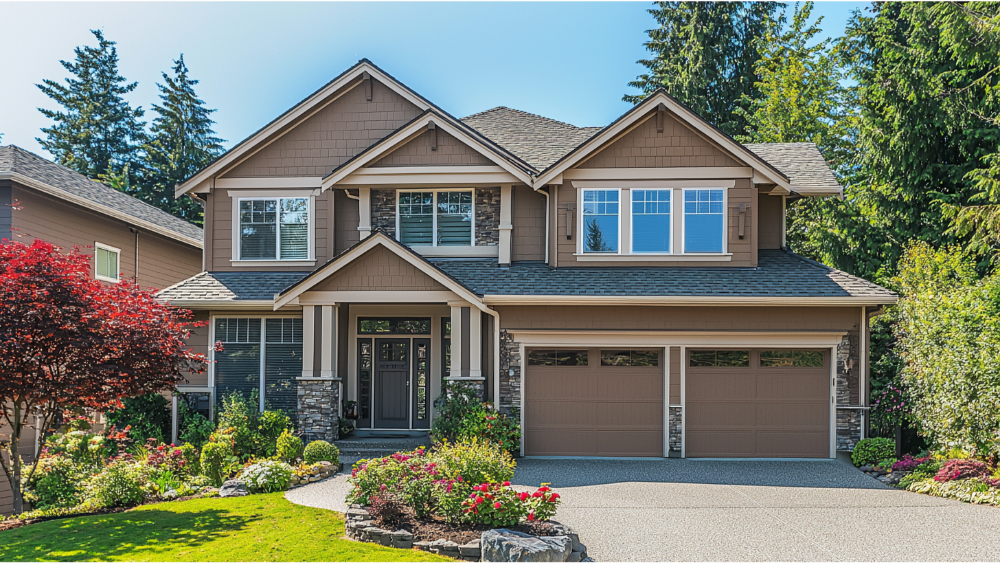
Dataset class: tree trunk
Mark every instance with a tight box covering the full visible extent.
[894,424,903,458]
[10,401,23,514]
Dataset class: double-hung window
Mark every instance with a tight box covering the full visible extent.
[582,189,619,253]
[94,242,120,282]
[238,197,310,261]
[683,189,724,253]
[398,190,473,247]
[631,189,671,253]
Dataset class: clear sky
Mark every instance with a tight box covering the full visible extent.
[0,1,868,159]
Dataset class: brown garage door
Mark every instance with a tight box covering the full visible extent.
[685,349,830,458]
[524,348,663,456]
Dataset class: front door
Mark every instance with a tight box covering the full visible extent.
[374,339,410,428]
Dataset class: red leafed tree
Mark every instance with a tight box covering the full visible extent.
[0,239,206,513]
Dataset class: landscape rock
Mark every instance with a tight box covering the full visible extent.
[219,480,248,498]
[161,489,179,500]
[548,521,585,556]
[459,539,482,558]
[482,529,573,562]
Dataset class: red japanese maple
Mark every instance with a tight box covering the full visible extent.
[0,239,206,513]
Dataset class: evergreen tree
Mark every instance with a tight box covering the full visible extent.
[36,30,147,185]
[585,219,611,253]
[144,55,225,224]
[625,1,780,136]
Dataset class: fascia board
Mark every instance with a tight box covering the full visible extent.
[157,299,276,310]
[482,295,898,306]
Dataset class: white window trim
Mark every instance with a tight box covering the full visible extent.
[94,242,121,283]
[578,187,623,255]
[395,189,476,248]
[232,195,316,263]
[681,187,728,255]
[629,188,674,255]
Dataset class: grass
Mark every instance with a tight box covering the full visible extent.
[0,494,452,562]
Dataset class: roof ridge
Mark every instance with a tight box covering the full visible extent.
[462,106,588,130]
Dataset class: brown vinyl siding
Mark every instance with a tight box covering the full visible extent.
[308,245,448,292]
[10,184,201,290]
[758,193,783,250]
[371,129,492,167]
[223,79,422,178]
[512,185,545,262]
[335,189,361,255]
[0,418,39,515]
[208,189,331,272]
[0,180,11,240]
[555,179,755,267]
[579,112,741,169]
[183,310,211,387]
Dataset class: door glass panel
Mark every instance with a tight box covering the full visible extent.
[359,318,431,334]
[416,342,428,421]
[358,338,373,423]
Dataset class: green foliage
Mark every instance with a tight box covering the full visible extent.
[430,383,521,453]
[303,440,339,465]
[42,431,113,466]
[36,30,147,186]
[214,391,293,460]
[256,410,293,458]
[178,399,214,449]
[23,456,87,509]
[894,243,1000,457]
[852,437,896,467]
[240,460,293,493]
[105,393,171,446]
[276,430,304,462]
[179,443,200,476]
[434,439,516,487]
[87,461,145,508]
[625,1,779,136]
[907,477,1000,505]
[200,440,234,487]
[430,383,482,443]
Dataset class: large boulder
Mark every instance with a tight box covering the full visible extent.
[481,529,573,562]
[219,479,248,498]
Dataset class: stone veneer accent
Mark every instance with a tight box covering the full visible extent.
[475,188,500,246]
[297,379,340,442]
[498,330,522,415]
[837,409,863,452]
[371,189,397,237]
[668,407,682,453]
[835,331,863,451]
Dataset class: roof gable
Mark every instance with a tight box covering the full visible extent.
[309,244,449,292]
[371,127,494,168]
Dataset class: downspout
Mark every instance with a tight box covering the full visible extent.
[539,187,550,265]
[482,304,501,410]
[129,226,139,287]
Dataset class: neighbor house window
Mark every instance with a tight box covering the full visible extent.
[684,189,724,253]
[631,190,671,253]
[94,243,120,282]
[398,191,473,247]
[239,198,310,260]
[582,189,619,253]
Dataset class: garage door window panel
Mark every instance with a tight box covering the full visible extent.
[600,350,659,367]
[759,350,825,368]
[527,349,588,366]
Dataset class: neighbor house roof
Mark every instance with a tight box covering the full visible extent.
[0,146,202,248]
[745,143,842,195]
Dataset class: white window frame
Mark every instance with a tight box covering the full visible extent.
[629,188,673,255]
[680,187,728,255]
[395,188,476,249]
[94,242,121,283]
[578,188,623,255]
[231,192,315,265]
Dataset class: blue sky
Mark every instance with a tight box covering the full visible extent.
[1,1,867,159]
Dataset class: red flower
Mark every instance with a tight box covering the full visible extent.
[549,493,560,501]
[502,481,510,486]
[475,496,484,505]
[518,492,529,501]
[532,492,542,498]
[494,502,502,509]
[527,513,535,521]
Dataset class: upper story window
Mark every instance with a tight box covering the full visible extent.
[238,197,311,261]
[582,189,619,253]
[398,190,473,247]
[632,189,671,253]
[94,242,120,282]
[683,189,724,253]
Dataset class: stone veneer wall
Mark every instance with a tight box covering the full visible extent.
[498,330,521,415]
[668,407,682,453]
[475,188,500,246]
[371,189,396,236]
[297,379,340,442]
[835,331,863,451]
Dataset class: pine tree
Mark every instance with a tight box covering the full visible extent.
[625,1,779,136]
[144,55,225,224]
[585,219,611,253]
[36,30,147,184]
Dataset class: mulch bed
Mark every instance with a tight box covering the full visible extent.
[382,506,558,544]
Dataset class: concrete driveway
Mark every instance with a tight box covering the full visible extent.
[512,457,1000,561]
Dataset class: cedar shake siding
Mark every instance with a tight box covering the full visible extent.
[308,245,449,292]
[371,128,493,167]
[11,183,201,290]
[335,189,361,255]
[512,185,545,262]
[579,112,742,169]
[222,78,423,178]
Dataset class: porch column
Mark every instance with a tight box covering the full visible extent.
[499,183,512,265]
[468,307,482,378]
[449,303,463,378]
[321,305,337,378]
[302,305,316,378]
[358,187,372,236]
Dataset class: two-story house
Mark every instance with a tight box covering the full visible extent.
[159,60,896,459]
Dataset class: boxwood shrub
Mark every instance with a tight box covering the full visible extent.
[852,437,896,467]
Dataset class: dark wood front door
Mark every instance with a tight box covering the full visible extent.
[375,339,410,428]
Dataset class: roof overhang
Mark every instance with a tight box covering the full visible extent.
[273,230,487,311]
[322,112,534,189]
[534,92,791,191]
[157,299,277,310]
[483,295,898,307]
[3,171,203,249]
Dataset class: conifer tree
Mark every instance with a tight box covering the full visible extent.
[36,30,147,185]
[144,55,225,224]
[625,1,779,136]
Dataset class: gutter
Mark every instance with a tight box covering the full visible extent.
[482,295,900,307]
[156,299,277,310]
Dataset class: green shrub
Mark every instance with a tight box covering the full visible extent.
[179,409,214,450]
[179,443,200,475]
[458,408,521,453]
[276,430,304,462]
[43,431,113,465]
[87,461,145,508]
[257,410,292,457]
[435,439,515,485]
[215,392,293,459]
[105,393,172,445]
[24,456,86,509]
[852,437,896,466]
[200,440,234,486]
[303,440,339,464]
[430,383,520,453]
[430,383,483,443]
[240,460,293,493]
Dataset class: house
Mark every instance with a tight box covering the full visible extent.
[0,145,204,514]
[158,60,896,459]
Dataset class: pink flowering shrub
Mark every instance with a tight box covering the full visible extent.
[934,459,991,482]
[455,482,560,527]
[144,439,187,474]
[892,454,930,472]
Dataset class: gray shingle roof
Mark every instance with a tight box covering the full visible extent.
[744,143,841,195]
[0,145,203,247]
[430,250,894,299]
[157,271,308,303]
[462,107,602,170]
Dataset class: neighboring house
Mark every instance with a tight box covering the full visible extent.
[0,146,203,514]
[159,60,896,460]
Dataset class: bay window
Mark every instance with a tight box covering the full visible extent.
[238,197,310,261]
[397,190,473,247]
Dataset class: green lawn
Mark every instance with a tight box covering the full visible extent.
[0,494,452,562]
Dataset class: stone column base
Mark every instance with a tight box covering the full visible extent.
[297,379,340,442]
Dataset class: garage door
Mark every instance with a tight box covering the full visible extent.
[524,348,663,456]
[685,349,830,458]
